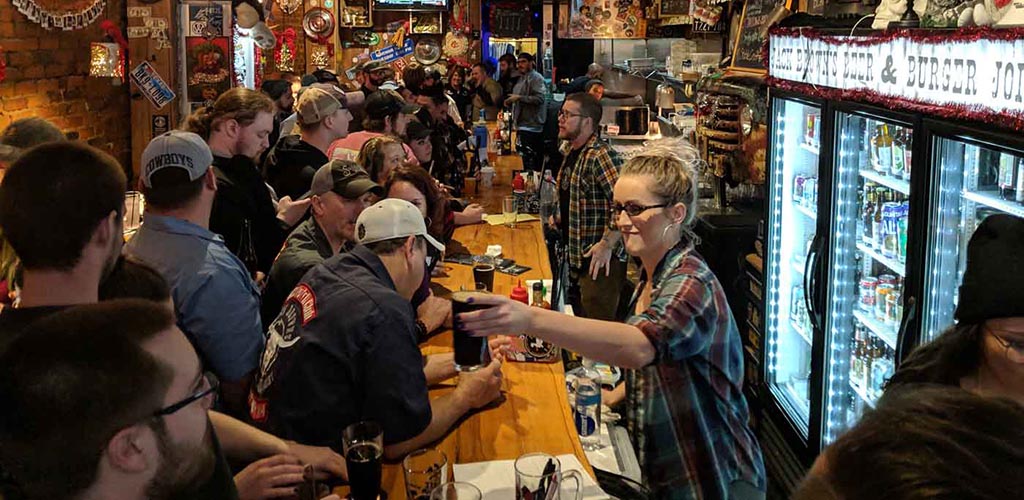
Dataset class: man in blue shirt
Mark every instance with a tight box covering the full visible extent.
[127,131,264,419]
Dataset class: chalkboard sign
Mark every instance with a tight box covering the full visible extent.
[659,0,689,17]
[730,0,790,71]
[490,3,532,38]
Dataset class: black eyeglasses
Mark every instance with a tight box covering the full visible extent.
[153,371,219,417]
[989,329,1024,364]
[557,109,583,120]
[612,202,668,217]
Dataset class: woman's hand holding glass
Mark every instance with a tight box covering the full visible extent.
[456,293,533,337]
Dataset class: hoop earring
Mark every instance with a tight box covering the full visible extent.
[661,222,680,243]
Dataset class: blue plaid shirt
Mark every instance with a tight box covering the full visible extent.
[624,241,765,499]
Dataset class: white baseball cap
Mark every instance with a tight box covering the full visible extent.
[140,131,213,188]
[356,198,445,253]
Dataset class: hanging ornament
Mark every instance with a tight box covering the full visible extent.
[274,28,297,72]
[12,0,106,31]
[449,0,469,32]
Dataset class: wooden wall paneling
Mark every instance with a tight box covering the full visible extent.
[127,0,177,182]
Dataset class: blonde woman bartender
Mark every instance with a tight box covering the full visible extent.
[458,143,765,500]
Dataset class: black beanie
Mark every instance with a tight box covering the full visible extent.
[260,79,292,100]
[954,214,1024,323]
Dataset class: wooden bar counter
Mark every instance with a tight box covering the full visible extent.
[337,155,594,499]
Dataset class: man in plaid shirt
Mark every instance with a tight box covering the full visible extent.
[555,92,627,320]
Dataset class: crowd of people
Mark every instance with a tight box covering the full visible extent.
[0,55,1020,500]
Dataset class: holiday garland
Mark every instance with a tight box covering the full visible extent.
[763,25,1024,132]
[12,0,106,31]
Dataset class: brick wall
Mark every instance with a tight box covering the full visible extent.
[0,1,132,173]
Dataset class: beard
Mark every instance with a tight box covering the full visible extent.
[558,124,580,141]
[144,418,217,500]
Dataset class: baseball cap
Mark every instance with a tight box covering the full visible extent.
[309,159,384,199]
[363,60,390,73]
[296,87,342,125]
[366,90,419,119]
[356,198,445,252]
[309,83,350,108]
[140,131,213,188]
[405,120,432,141]
[0,117,66,162]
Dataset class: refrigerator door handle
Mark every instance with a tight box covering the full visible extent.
[896,296,918,363]
[802,234,823,334]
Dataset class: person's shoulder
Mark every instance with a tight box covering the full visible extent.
[0,305,69,341]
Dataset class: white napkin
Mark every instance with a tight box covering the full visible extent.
[453,454,609,499]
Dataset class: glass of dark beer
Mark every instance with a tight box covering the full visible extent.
[343,421,384,500]
[452,290,492,372]
[472,263,495,292]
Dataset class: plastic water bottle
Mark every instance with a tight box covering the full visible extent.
[568,360,602,450]
[473,110,488,160]
[539,169,557,223]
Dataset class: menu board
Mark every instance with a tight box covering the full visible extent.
[490,3,532,38]
[659,0,689,17]
[731,0,789,71]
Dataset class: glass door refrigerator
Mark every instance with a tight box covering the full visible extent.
[818,105,921,445]
[762,91,828,466]
[919,123,1024,343]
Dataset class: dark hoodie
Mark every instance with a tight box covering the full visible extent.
[261,135,328,201]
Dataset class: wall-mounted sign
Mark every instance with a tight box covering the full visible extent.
[560,0,646,39]
[731,0,789,71]
[767,27,1024,129]
[130,61,176,109]
[490,3,532,38]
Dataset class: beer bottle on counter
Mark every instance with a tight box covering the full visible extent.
[239,219,259,281]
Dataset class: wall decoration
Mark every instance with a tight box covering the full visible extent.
[152,115,169,136]
[186,38,232,103]
[274,28,297,72]
[561,0,647,38]
[89,42,123,79]
[278,0,303,14]
[490,3,532,38]
[310,45,333,69]
[180,1,234,114]
[303,8,336,42]
[12,0,106,31]
[130,61,176,109]
[339,0,372,26]
[730,0,790,71]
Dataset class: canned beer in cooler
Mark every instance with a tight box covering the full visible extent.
[859,277,879,312]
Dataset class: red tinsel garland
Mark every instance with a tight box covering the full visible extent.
[762,26,1024,132]
[767,76,1024,132]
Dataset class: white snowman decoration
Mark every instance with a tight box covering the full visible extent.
[873,0,1022,28]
